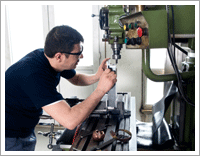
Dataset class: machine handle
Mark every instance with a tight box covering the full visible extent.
[142,49,195,82]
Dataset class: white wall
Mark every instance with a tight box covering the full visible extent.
[59,68,94,99]
[5,8,11,70]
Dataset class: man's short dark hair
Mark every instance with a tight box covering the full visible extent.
[44,25,84,58]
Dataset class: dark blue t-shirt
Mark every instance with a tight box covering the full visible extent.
[5,49,76,138]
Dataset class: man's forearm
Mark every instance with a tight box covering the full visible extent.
[75,73,100,86]
[69,88,105,125]
[42,88,105,130]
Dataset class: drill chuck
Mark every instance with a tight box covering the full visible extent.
[111,42,122,63]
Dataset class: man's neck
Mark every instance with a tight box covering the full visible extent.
[44,53,62,72]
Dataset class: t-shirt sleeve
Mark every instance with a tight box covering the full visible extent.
[22,73,64,109]
[60,69,76,79]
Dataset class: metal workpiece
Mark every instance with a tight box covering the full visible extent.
[107,60,117,73]
[107,62,117,109]
[91,93,131,120]
[107,84,117,108]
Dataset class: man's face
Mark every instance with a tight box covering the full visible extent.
[62,43,83,70]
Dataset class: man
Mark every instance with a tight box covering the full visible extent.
[5,25,117,151]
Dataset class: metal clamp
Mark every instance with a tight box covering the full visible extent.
[110,129,132,143]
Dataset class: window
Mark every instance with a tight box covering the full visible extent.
[6,5,44,64]
[54,5,93,66]
[146,48,166,105]
[4,3,96,126]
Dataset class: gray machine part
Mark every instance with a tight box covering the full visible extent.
[92,63,131,119]
[91,93,131,119]
[107,63,117,109]
[152,82,178,145]
[136,82,178,149]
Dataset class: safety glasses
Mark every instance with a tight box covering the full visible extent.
[63,46,83,56]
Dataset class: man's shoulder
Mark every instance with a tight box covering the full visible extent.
[25,48,44,60]
[6,49,48,76]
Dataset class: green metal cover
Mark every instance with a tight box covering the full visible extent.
[142,10,168,48]
[142,5,195,48]
[148,5,195,34]
[108,5,125,44]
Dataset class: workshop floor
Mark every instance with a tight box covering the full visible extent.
[34,124,65,151]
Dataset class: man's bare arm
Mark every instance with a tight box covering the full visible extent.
[42,68,117,130]
[68,58,110,86]
[42,88,105,130]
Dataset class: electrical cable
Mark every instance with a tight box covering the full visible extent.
[173,44,188,55]
[166,5,195,107]
[171,5,176,60]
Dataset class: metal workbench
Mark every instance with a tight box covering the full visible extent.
[70,93,136,151]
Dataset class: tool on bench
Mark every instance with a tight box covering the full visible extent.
[90,129,132,151]
[92,130,105,142]
[38,123,57,149]
[72,124,111,151]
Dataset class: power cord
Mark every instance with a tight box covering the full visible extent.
[166,5,195,107]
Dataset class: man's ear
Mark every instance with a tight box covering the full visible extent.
[54,52,62,61]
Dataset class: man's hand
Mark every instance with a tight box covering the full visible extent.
[96,68,117,94]
[68,58,110,86]
[95,58,110,80]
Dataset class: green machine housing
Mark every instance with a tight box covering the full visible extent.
[99,5,195,151]
[100,5,195,49]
